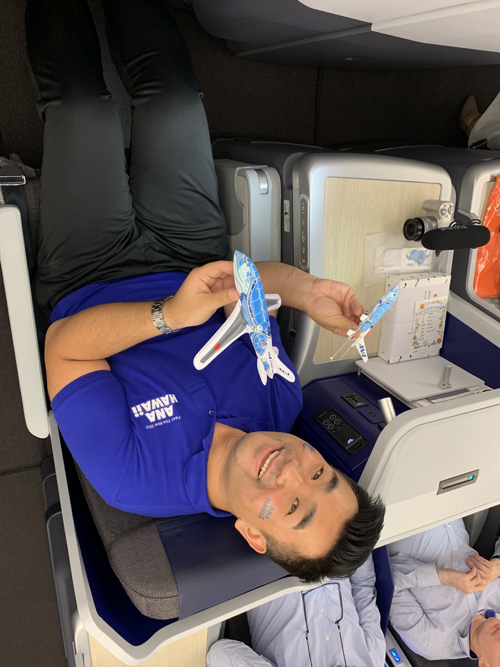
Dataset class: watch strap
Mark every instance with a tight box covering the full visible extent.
[152,296,180,334]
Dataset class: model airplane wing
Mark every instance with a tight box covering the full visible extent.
[193,301,248,370]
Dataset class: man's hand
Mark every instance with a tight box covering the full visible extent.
[466,554,500,586]
[305,277,365,338]
[163,261,239,330]
[437,566,485,594]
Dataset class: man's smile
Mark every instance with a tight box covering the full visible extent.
[256,446,283,479]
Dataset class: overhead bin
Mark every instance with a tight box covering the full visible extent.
[190,0,500,69]
[301,0,500,54]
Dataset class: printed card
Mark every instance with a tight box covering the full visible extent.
[412,297,448,353]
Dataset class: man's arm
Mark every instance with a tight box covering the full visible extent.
[389,588,446,661]
[206,639,276,667]
[255,261,364,337]
[45,262,239,399]
[349,557,386,667]
[390,551,484,595]
[389,552,442,594]
[254,262,314,312]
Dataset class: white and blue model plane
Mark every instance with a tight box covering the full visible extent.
[331,284,399,363]
[194,251,295,385]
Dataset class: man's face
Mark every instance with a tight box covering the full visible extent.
[222,431,358,558]
[477,616,500,667]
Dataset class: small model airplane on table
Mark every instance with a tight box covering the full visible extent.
[331,284,399,363]
[194,251,295,385]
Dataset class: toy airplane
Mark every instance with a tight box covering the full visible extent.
[194,251,295,386]
[331,284,399,363]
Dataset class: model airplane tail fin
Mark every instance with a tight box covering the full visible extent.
[354,339,369,363]
[270,347,296,383]
[256,357,268,386]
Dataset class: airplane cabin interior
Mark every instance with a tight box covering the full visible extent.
[1,1,500,667]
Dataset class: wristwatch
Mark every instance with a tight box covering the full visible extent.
[152,296,180,334]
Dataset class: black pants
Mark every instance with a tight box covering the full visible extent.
[26,0,227,315]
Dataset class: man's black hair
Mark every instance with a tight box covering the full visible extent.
[262,475,385,583]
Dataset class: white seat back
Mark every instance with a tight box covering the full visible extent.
[289,152,454,385]
[359,389,500,546]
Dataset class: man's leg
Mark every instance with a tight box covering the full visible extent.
[26,0,148,314]
[103,0,228,273]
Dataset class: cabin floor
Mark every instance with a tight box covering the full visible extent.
[1,1,500,666]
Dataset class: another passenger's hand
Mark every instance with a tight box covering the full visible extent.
[437,566,485,594]
[305,277,365,337]
[163,261,239,330]
[466,554,500,586]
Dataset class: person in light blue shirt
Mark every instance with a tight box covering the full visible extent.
[206,555,386,667]
[388,518,500,665]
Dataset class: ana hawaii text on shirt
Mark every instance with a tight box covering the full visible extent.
[131,394,180,428]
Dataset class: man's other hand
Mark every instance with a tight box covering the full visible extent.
[437,566,486,594]
[163,261,239,330]
[305,277,366,338]
[466,554,500,586]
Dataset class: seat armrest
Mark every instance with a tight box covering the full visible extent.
[0,205,49,437]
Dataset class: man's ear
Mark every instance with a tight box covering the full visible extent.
[477,658,486,667]
[235,518,267,554]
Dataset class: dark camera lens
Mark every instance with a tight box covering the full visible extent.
[403,216,438,241]
[403,218,424,241]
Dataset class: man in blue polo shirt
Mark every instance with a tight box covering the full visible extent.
[29,0,385,582]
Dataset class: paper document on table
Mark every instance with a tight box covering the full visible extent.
[378,272,450,363]
[412,297,447,354]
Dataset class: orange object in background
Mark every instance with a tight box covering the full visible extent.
[473,176,500,299]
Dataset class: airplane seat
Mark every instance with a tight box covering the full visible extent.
[0,154,396,664]
[0,156,320,665]
[0,150,408,665]
[213,139,458,383]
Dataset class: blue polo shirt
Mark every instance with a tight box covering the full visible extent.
[51,272,303,518]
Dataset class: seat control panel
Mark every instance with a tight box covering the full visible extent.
[298,194,309,270]
[313,406,368,455]
[341,393,368,408]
